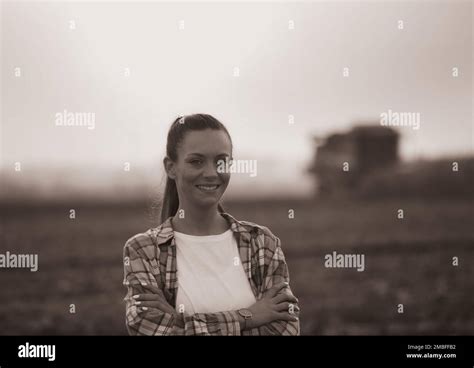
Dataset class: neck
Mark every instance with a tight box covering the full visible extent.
[171,204,229,236]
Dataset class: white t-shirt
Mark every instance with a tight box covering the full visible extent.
[174,229,257,315]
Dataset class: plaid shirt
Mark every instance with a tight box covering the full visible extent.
[122,212,300,336]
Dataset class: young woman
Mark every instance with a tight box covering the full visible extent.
[123,114,300,335]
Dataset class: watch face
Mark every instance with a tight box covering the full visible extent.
[239,309,252,318]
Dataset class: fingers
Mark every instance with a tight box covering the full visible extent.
[136,301,167,309]
[265,282,289,298]
[134,299,176,314]
[274,302,300,319]
[133,293,176,314]
[130,281,167,300]
[133,294,161,301]
[274,311,299,322]
[141,283,166,296]
[272,292,298,304]
[274,302,300,313]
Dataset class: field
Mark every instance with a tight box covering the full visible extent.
[1,197,473,335]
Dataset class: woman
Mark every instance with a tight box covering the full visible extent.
[123,114,300,335]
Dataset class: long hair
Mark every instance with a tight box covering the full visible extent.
[159,114,233,224]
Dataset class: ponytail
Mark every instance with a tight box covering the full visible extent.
[160,177,180,224]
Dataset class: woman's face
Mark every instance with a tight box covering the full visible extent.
[165,129,232,210]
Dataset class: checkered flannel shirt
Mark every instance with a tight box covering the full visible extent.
[123,212,300,335]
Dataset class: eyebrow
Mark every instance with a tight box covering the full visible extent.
[186,153,230,157]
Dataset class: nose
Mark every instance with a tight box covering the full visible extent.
[202,161,219,178]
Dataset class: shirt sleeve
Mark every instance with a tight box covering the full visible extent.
[123,238,243,336]
[254,236,300,336]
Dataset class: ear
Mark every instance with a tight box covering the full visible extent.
[163,156,177,180]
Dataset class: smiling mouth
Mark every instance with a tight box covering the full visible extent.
[195,184,220,192]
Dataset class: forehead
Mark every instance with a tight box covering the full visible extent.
[179,129,232,155]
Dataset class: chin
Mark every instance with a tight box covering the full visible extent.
[192,195,221,208]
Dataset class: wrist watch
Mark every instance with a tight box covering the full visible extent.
[237,308,253,330]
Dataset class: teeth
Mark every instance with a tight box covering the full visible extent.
[197,185,218,190]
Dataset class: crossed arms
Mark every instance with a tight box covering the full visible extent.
[123,237,300,336]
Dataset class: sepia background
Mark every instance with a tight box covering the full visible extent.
[1,0,473,335]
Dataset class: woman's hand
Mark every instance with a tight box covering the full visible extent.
[245,282,299,330]
[132,284,185,328]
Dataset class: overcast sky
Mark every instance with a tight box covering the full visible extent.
[1,1,472,197]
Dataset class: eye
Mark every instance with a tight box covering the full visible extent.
[190,159,203,165]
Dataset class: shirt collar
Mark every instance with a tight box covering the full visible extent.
[152,212,254,247]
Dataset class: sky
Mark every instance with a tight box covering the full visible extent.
[1,0,472,199]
